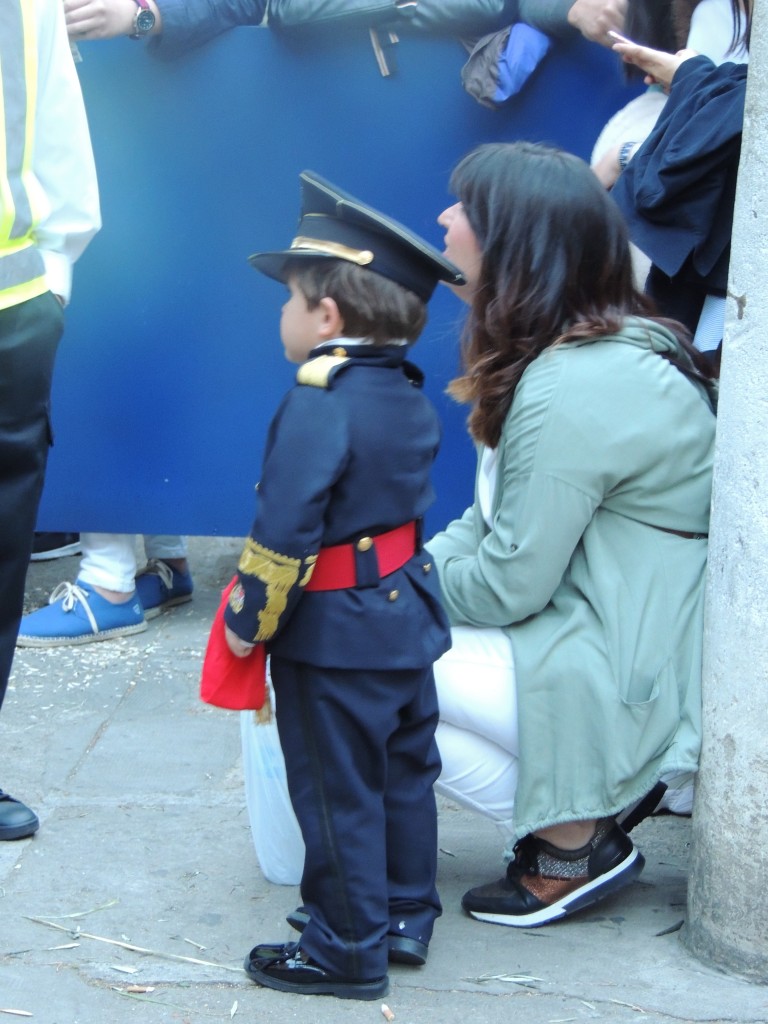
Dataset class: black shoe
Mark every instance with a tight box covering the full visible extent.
[287,907,428,965]
[286,906,310,932]
[244,941,388,1000]
[30,532,82,562]
[0,791,39,840]
[461,819,645,928]
[387,934,428,965]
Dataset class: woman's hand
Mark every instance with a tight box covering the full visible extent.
[610,34,698,90]
[225,625,257,658]
[567,0,628,47]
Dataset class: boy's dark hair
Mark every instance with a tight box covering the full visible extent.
[286,258,427,346]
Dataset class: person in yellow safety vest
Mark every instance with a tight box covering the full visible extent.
[0,0,100,841]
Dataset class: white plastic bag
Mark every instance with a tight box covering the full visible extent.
[240,694,305,885]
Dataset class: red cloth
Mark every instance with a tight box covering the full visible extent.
[200,577,266,710]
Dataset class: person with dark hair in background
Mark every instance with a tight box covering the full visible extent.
[609,0,751,373]
[591,0,748,194]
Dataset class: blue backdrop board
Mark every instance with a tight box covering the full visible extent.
[38,26,637,537]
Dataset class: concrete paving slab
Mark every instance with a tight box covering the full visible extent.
[1,538,766,1024]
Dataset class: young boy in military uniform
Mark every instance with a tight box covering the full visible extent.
[223,171,462,1000]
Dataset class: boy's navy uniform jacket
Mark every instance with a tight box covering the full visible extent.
[225,340,451,668]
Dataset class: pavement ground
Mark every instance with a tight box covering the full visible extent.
[1,537,766,1024]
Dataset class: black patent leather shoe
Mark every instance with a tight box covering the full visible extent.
[244,941,388,1000]
[286,907,428,965]
[0,791,39,841]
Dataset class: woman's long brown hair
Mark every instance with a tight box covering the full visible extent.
[447,143,714,448]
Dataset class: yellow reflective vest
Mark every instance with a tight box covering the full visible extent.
[0,2,51,309]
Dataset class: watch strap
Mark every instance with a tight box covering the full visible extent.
[130,0,155,39]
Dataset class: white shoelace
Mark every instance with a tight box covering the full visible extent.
[47,582,99,634]
[136,558,174,590]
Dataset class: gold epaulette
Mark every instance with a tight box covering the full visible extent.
[297,354,350,389]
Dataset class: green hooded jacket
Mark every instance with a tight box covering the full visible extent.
[428,319,716,840]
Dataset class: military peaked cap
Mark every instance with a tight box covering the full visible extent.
[249,170,465,302]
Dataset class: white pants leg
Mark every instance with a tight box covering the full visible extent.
[436,628,695,835]
[78,533,139,593]
[143,535,188,561]
[434,626,519,841]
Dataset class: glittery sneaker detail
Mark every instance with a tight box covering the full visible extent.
[461,819,644,927]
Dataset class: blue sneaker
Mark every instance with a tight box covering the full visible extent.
[135,559,194,620]
[16,580,147,647]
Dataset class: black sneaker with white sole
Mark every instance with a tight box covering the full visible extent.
[461,818,645,928]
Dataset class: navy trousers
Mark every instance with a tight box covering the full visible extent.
[0,292,63,708]
[271,656,442,980]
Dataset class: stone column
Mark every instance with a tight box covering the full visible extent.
[684,2,768,980]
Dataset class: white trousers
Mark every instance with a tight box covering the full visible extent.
[434,626,520,842]
[433,626,695,842]
[79,533,187,593]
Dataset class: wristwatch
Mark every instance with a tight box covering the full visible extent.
[130,0,156,39]
[618,141,637,172]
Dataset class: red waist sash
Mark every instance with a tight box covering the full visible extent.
[304,520,418,592]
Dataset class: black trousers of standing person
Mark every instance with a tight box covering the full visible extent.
[645,263,710,337]
[271,655,442,981]
[0,291,64,707]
